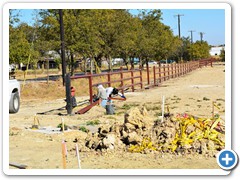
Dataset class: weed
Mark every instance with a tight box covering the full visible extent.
[57,123,68,131]
[171,106,178,109]
[214,114,220,119]
[79,126,89,133]
[217,103,221,106]
[197,99,202,102]
[203,97,210,101]
[154,112,162,117]
[185,104,190,106]
[121,103,139,110]
[197,105,201,108]
[216,98,225,102]
[9,131,17,136]
[86,119,100,126]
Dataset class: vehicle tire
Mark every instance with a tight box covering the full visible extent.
[9,92,20,113]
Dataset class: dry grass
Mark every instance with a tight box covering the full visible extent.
[21,80,65,101]
[17,65,176,101]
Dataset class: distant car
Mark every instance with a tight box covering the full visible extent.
[160,60,176,64]
[148,60,158,65]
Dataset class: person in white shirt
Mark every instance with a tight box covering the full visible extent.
[96,84,108,108]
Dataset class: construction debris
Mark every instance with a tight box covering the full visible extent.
[77,106,225,157]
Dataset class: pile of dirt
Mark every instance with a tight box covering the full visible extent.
[71,106,225,157]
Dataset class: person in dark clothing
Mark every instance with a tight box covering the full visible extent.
[106,87,126,98]
[71,86,77,108]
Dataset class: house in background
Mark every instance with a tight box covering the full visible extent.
[210,46,225,56]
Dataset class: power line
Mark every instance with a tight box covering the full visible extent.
[174,14,184,38]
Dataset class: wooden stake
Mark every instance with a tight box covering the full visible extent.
[75,144,81,169]
[62,140,67,169]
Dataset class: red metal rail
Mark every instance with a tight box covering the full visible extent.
[71,68,142,113]
[71,58,213,114]
[152,58,213,87]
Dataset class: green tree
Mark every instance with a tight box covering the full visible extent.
[181,37,191,61]
[9,26,30,65]
[192,41,210,59]
[136,10,163,66]
[113,11,139,69]
[220,48,225,62]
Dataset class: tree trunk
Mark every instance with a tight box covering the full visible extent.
[130,57,134,70]
[70,54,74,76]
[84,58,87,74]
[90,58,93,74]
[108,56,113,72]
[139,57,143,69]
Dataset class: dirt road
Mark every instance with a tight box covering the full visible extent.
[8,64,225,170]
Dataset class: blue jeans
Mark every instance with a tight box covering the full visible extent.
[100,99,112,108]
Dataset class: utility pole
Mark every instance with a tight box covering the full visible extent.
[174,14,184,62]
[59,10,72,115]
[188,30,195,61]
[188,30,195,44]
[174,14,184,38]
[199,32,205,43]
[59,9,66,86]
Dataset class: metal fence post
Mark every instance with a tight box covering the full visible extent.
[163,65,166,81]
[89,74,93,104]
[167,64,170,80]
[159,64,162,83]
[147,64,150,85]
[174,63,177,78]
[140,69,143,89]
[107,72,111,87]
[131,70,134,92]
[153,66,156,86]
[120,67,124,94]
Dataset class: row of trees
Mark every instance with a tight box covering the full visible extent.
[9,9,211,74]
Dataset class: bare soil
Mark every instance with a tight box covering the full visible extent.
[9,64,225,170]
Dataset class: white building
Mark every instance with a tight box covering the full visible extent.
[210,46,225,56]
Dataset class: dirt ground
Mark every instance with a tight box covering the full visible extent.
[8,63,225,170]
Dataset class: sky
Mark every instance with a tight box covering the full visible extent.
[15,8,225,46]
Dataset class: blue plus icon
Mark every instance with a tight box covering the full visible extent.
[217,150,238,170]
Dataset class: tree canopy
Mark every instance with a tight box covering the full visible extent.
[9,9,211,73]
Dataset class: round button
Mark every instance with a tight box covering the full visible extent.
[217,149,238,170]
